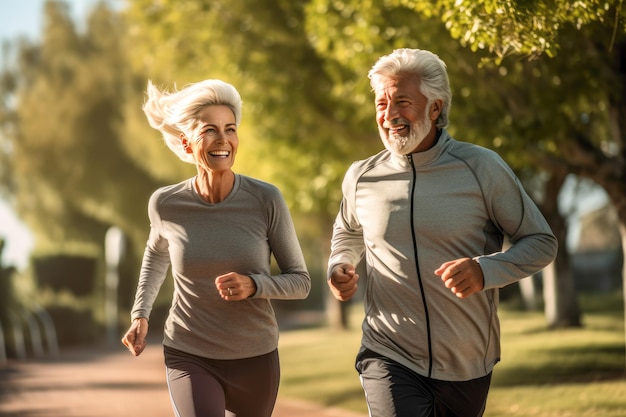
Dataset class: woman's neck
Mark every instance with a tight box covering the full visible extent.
[194,170,235,203]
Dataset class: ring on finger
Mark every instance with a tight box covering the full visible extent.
[228,287,233,296]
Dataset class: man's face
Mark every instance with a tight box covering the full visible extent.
[374,73,438,155]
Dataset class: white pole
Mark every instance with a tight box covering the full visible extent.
[105,227,125,347]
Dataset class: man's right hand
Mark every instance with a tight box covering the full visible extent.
[328,264,359,301]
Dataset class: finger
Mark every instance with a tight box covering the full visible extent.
[444,278,452,289]
[343,285,358,298]
[121,329,136,350]
[219,285,240,301]
[453,275,483,297]
[133,320,148,352]
[444,276,459,289]
[454,284,474,298]
[123,337,140,355]
[134,334,145,351]
[434,260,455,275]
[331,279,352,293]
[215,272,237,286]
[134,340,147,356]
[121,337,133,350]
[330,281,358,301]
[343,266,358,277]
[334,271,359,286]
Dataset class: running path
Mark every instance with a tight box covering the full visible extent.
[0,343,366,417]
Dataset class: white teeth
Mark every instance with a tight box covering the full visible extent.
[209,151,229,156]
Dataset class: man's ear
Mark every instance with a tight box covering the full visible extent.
[430,100,443,120]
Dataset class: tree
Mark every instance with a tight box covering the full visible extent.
[0,1,161,255]
[430,0,626,334]
[433,0,626,350]
[0,1,170,331]
[123,0,373,217]
[307,0,626,325]
[122,0,617,328]
[5,0,622,334]
[122,0,386,327]
[429,0,622,60]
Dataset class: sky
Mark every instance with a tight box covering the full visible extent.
[0,0,112,269]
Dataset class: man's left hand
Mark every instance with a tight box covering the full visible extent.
[435,258,484,298]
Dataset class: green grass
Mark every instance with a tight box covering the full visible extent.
[278,292,626,416]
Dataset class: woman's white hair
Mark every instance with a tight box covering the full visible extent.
[368,48,452,128]
[142,79,243,164]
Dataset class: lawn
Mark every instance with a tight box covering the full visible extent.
[277,292,626,416]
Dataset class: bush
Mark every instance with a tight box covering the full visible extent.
[33,255,98,297]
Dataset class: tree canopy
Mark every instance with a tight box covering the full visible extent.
[1,0,624,285]
[0,1,160,253]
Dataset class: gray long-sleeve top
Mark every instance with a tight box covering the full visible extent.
[328,129,557,381]
[131,174,310,360]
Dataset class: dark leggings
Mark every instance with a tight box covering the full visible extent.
[356,349,492,417]
[164,345,280,417]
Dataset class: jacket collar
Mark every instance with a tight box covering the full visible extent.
[389,129,451,169]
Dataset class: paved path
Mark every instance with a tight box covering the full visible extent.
[0,343,366,417]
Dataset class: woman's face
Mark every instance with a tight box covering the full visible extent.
[184,105,238,174]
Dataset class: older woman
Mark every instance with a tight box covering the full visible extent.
[122,79,310,417]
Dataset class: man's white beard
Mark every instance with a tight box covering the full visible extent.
[381,111,432,156]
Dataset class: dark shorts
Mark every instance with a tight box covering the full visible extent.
[356,348,492,417]
[164,345,280,417]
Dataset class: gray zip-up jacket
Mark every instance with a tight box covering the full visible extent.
[131,174,310,360]
[328,129,557,381]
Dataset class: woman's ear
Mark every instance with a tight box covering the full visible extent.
[180,134,192,153]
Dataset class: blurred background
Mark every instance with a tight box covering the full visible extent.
[0,0,623,358]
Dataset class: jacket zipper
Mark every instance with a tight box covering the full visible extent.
[407,154,434,377]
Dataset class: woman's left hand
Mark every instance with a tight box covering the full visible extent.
[215,272,257,300]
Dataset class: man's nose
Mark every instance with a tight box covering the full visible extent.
[384,103,398,122]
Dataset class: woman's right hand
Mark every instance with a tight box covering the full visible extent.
[121,317,148,356]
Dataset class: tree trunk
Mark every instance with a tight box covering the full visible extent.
[518,275,539,311]
[326,294,351,330]
[541,170,582,328]
[620,222,626,373]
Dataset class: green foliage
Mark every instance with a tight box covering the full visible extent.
[305,0,626,226]
[0,1,161,253]
[1,0,624,246]
[419,0,624,60]
[1,1,625,331]
[123,0,372,216]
